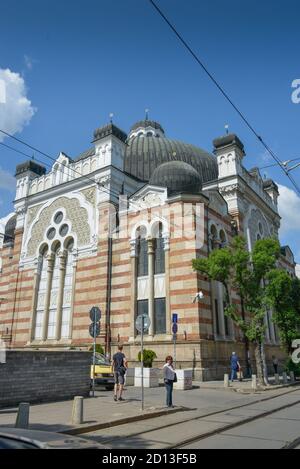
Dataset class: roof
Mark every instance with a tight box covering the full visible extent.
[130,120,164,134]
[213,133,245,154]
[74,148,95,162]
[15,160,46,177]
[124,134,218,183]
[92,123,127,143]
[149,160,202,194]
[263,178,279,193]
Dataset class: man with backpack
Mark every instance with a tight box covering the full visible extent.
[112,345,128,401]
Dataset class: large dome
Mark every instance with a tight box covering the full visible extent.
[124,123,218,183]
[149,161,202,194]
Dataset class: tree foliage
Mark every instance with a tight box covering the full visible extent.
[266,271,300,354]
[192,236,281,386]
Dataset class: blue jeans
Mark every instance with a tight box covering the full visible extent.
[231,369,237,381]
[165,380,173,406]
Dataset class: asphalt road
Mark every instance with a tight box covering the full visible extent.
[81,386,300,449]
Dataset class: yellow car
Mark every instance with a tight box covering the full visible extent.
[90,353,114,390]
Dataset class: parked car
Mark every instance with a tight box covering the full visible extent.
[90,353,114,390]
[0,427,105,449]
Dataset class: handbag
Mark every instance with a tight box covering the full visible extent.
[173,372,177,383]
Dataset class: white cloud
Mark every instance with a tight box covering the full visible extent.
[0,167,15,191]
[0,68,36,142]
[278,184,300,235]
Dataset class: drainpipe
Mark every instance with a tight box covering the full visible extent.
[105,233,113,359]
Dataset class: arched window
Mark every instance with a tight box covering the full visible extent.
[61,238,74,338]
[136,226,148,277]
[154,223,165,274]
[209,224,218,250]
[48,243,61,339]
[33,211,75,342]
[153,223,166,334]
[34,245,48,339]
[219,229,227,248]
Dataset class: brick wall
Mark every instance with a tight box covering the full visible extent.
[0,351,91,408]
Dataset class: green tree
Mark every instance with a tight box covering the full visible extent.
[192,236,281,387]
[138,349,157,368]
[266,272,300,354]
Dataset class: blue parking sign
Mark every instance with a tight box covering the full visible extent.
[172,313,178,323]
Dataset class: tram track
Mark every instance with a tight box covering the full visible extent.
[83,385,300,448]
[172,394,300,449]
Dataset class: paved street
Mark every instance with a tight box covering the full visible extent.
[80,387,300,449]
[1,382,299,448]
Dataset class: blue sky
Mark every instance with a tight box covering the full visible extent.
[0,0,300,261]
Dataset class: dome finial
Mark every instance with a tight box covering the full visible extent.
[145,108,149,120]
[109,112,114,124]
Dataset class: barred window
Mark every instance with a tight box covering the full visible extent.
[154,224,165,274]
[137,300,149,335]
[154,298,166,334]
[137,227,148,277]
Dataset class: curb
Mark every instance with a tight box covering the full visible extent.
[198,381,300,394]
[60,405,189,436]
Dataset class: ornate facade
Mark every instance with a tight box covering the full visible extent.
[0,120,296,378]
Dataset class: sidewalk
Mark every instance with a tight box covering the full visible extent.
[198,377,299,393]
[0,387,187,434]
[0,379,298,435]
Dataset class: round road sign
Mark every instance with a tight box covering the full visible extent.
[135,314,151,333]
[89,322,100,338]
[89,306,101,323]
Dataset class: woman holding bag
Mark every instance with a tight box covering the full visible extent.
[163,355,177,408]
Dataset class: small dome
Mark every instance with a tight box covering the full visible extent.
[149,161,202,194]
[130,120,164,134]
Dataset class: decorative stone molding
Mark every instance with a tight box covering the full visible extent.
[27,204,43,227]
[218,184,239,197]
[26,197,90,257]
[95,175,111,186]
[130,238,137,258]
[162,233,170,251]
[80,187,96,205]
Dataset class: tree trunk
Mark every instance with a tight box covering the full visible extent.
[254,342,265,386]
[261,342,269,386]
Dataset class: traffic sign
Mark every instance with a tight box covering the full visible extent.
[89,322,100,338]
[172,313,178,323]
[89,306,101,323]
[172,323,178,334]
[135,314,151,333]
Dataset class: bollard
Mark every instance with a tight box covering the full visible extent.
[72,396,84,425]
[251,374,257,390]
[15,402,30,429]
[282,372,288,384]
[274,373,280,385]
[290,371,295,383]
[224,373,229,387]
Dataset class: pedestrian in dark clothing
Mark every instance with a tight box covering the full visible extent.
[272,355,278,374]
[230,352,240,382]
[112,345,128,401]
[163,355,176,407]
